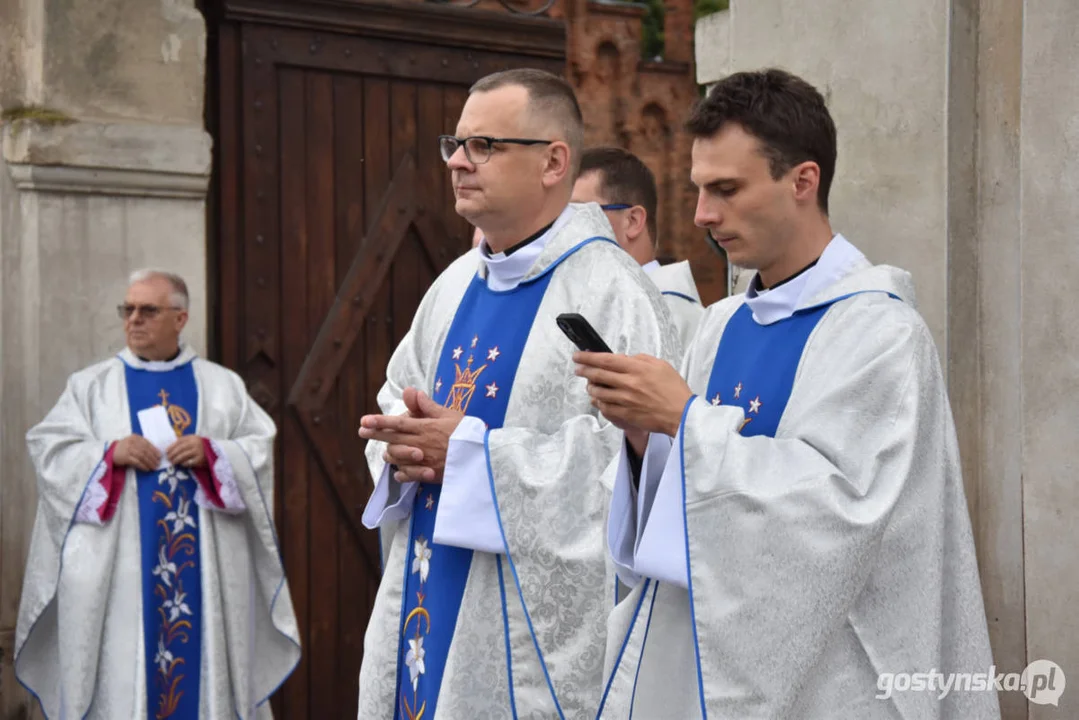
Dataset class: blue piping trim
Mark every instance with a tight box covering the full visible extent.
[594,579,652,719]
[484,430,566,719]
[230,440,303,711]
[378,529,385,576]
[628,582,661,720]
[661,290,699,305]
[391,510,417,719]
[15,443,111,720]
[796,289,901,315]
[679,396,708,718]
[497,556,520,719]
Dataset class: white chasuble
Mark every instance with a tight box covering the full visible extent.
[15,346,301,719]
[358,204,682,719]
[599,236,999,720]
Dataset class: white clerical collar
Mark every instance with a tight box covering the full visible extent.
[641,259,661,275]
[119,344,198,372]
[743,234,866,325]
[479,205,575,291]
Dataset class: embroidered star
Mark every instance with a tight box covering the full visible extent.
[487,346,501,362]
[734,382,743,399]
[710,394,721,406]
[485,382,499,398]
[452,346,463,360]
[749,396,762,414]
[471,335,479,348]
[434,378,442,393]
[425,494,435,511]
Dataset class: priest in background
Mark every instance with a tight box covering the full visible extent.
[576,69,998,719]
[356,68,679,719]
[15,269,301,719]
[573,146,704,352]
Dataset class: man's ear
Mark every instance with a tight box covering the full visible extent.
[791,161,821,205]
[624,206,648,242]
[175,310,189,334]
[541,141,572,188]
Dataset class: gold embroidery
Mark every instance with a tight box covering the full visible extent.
[157,389,192,437]
[444,355,487,414]
[401,536,433,719]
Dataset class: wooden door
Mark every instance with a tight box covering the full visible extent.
[205,1,564,716]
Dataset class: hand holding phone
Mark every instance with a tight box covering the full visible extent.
[556,313,612,353]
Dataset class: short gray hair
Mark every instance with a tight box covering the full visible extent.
[128,268,190,310]
[470,68,584,179]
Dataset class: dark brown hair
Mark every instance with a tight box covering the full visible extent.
[580,146,659,243]
[470,68,584,177]
[686,68,836,213]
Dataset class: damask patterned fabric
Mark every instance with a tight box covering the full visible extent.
[647,260,703,355]
[15,346,301,719]
[359,204,682,719]
[598,257,999,719]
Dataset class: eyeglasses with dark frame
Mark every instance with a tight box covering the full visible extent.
[599,203,633,211]
[117,304,184,320]
[438,135,553,165]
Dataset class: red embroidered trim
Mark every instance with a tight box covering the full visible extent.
[98,443,127,523]
[192,438,226,509]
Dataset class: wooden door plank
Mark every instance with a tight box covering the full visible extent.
[215,21,243,370]
[331,71,370,718]
[276,65,311,720]
[362,79,394,481]
[443,85,473,255]
[391,81,419,350]
[416,82,449,333]
[302,69,341,720]
[287,152,417,414]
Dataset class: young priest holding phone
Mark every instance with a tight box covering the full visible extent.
[355,69,679,719]
[575,69,997,719]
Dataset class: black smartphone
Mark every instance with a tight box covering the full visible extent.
[556,313,612,353]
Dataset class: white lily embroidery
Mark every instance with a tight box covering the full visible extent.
[158,465,189,495]
[154,638,173,675]
[164,496,197,534]
[405,636,426,692]
[412,538,432,583]
[162,589,192,623]
[152,546,177,588]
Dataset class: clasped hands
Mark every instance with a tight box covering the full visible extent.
[358,387,464,484]
[572,351,693,455]
[113,434,207,471]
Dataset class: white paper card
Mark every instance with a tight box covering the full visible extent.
[137,405,176,470]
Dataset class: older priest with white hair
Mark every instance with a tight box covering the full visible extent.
[14,269,301,719]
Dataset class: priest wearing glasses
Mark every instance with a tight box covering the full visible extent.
[14,269,300,720]
[356,68,679,719]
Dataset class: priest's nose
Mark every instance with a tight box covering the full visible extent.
[694,194,723,229]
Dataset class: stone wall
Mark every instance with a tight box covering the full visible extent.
[697,2,1079,718]
[1016,3,1079,717]
[0,1,210,716]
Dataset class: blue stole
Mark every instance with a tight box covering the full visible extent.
[394,255,569,719]
[124,360,202,720]
[703,302,831,437]
[703,294,892,436]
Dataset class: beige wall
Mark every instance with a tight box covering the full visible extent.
[1018,2,1079,717]
[697,2,1078,718]
[0,1,209,716]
